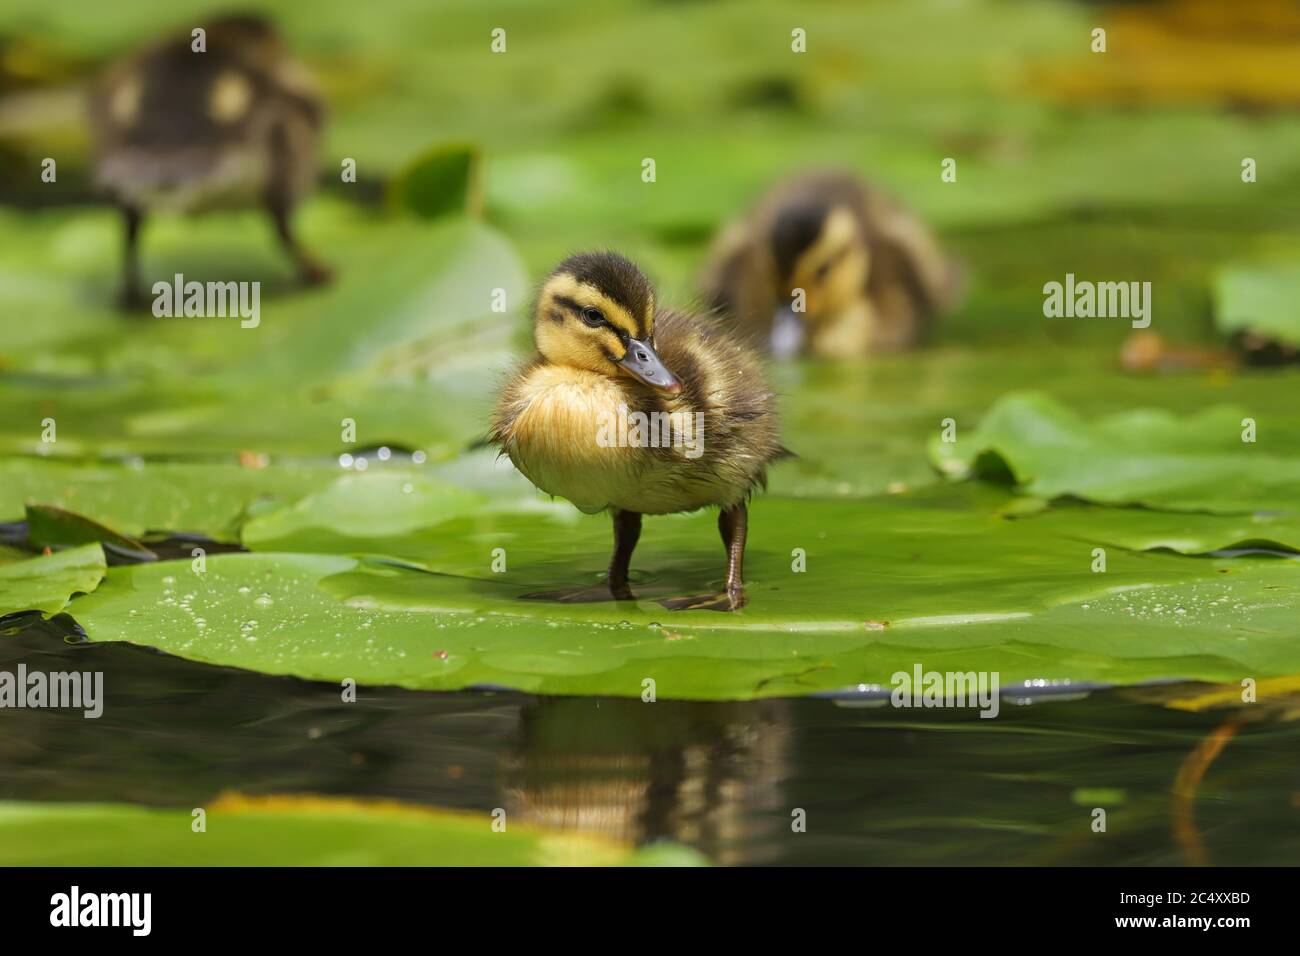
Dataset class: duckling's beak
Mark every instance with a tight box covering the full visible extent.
[619,338,682,394]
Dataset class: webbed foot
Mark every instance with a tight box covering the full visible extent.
[659,587,747,612]
[298,258,335,287]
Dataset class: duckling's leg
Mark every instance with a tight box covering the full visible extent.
[118,204,146,309]
[719,503,748,608]
[266,193,333,286]
[519,510,642,604]
[607,509,642,600]
[660,503,748,612]
[265,123,332,286]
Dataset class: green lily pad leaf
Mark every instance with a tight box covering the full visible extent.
[114,381,497,462]
[0,205,526,461]
[241,472,488,554]
[0,795,704,866]
[1214,264,1300,347]
[766,347,1300,500]
[0,459,344,542]
[0,543,105,616]
[388,142,483,220]
[1019,501,1300,555]
[26,504,156,562]
[930,392,1300,513]
[238,459,571,561]
[68,488,1300,699]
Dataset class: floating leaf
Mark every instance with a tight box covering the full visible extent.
[0,459,341,542]
[0,795,705,866]
[0,543,105,616]
[25,504,156,562]
[241,472,487,553]
[931,392,1300,513]
[68,489,1300,699]
[1213,263,1300,348]
[388,142,482,220]
[0,205,526,461]
[1020,501,1300,555]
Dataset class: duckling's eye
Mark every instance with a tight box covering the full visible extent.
[815,247,847,281]
[580,307,606,328]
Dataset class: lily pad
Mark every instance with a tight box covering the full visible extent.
[0,204,526,462]
[930,392,1300,513]
[0,795,704,866]
[1019,501,1300,555]
[67,489,1300,699]
[388,142,483,220]
[0,543,105,616]
[1213,263,1300,347]
[0,459,342,542]
[25,504,156,562]
[241,472,488,553]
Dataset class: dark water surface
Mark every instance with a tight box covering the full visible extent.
[1,619,1296,866]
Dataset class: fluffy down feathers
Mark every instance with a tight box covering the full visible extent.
[490,310,784,515]
[703,170,961,354]
[87,19,323,213]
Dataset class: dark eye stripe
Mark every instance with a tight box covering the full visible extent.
[553,292,643,341]
[553,294,585,314]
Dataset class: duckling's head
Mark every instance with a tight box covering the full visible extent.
[534,252,681,394]
[770,201,869,321]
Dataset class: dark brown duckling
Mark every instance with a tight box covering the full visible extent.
[87,14,329,305]
[703,170,961,358]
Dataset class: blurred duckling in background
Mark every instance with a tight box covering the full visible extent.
[703,170,962,358]
[87,14,329,306]
[490,252,786,611]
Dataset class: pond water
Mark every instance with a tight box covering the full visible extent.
[3,617,1295,866]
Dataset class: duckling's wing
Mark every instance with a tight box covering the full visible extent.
[699,220,778,341]
[866,191,963,315]
[655,310,787,478]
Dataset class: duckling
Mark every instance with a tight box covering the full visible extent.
[490,252,786,611]
[87,14,329,306]
[703,170,961,358]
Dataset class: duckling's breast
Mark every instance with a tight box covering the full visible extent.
[493,364,745,516]
[494,365,644,514]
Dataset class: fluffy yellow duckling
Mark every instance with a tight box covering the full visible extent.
[490,252,786,611]
[703,170,961,357]
[87,14,329,306]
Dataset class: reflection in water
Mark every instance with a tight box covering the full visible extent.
[1,616,1298,865]
[504,698,790,864]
